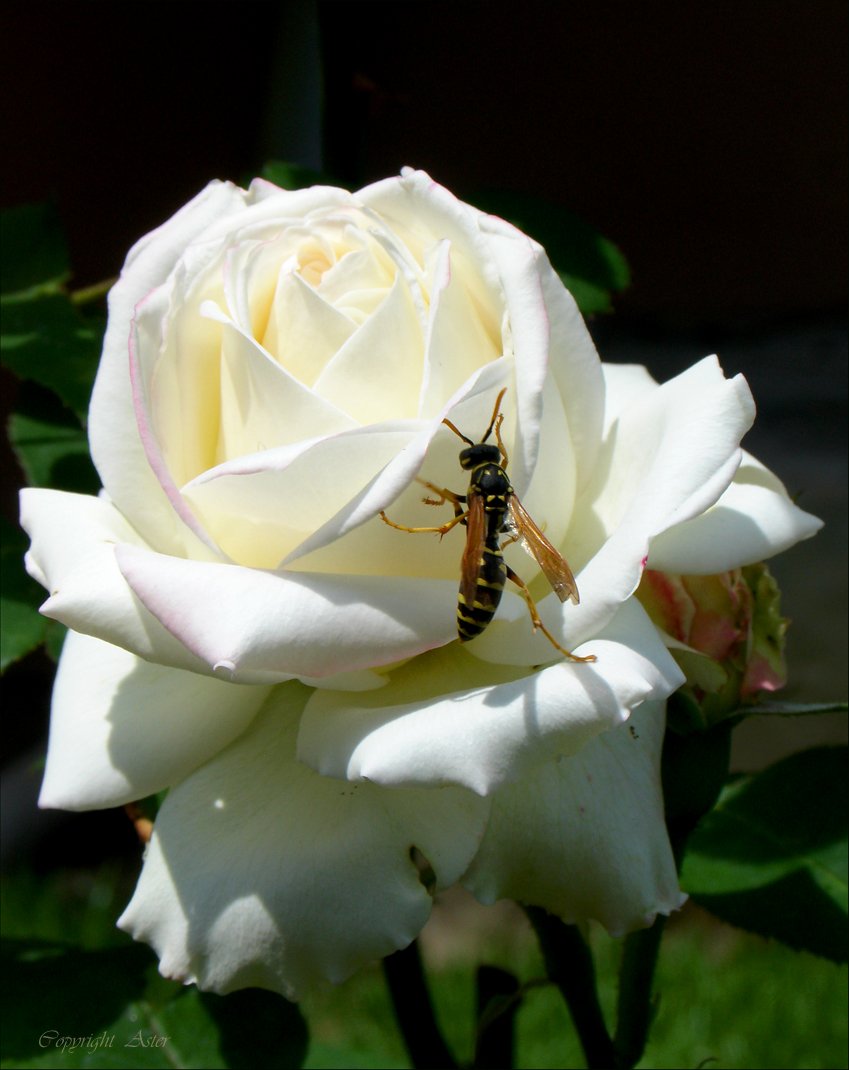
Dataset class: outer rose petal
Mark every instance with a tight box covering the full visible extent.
[463,701,686,933]
[480,213,605,491]
[560,356,756,647]
[598,362,658,432]
[89,181,250,555]
[297,600,683,795]
[115,543,457,683]
[40,631,270,810]
[118,687,489,998]
[20,488,212,676]
[647,452,823,573]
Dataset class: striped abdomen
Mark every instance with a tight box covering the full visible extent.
[456,463,511,642]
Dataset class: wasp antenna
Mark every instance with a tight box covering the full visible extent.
[482,387,508,443]
[442,417,475,445]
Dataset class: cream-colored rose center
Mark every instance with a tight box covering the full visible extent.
[150,205,505,573]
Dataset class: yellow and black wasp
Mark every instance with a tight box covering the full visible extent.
[380,388,596,663]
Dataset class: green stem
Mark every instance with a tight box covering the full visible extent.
[382,940,458,1070]
[70,277,115,305]
[525,906,617,1069]
[474,964,520,1070]
[613,916,667,1067]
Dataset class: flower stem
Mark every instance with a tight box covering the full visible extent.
[613,915,667,1068]
[382,940,458,1069]
[525,906,617,1069]
[473,964,520,1069]
[70,276,116,305]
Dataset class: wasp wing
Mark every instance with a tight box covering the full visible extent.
[460,490,487,608]
[508,495,580,605]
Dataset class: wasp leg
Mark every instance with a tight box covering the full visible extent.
[505,565,596,663]
[417,480,467,512]
[493,413,509,468]
[379,508,469,537]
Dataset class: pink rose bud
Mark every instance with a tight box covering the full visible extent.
[638,563,788,722]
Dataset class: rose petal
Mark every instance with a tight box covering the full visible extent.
[312,272,425,423]
[129,286,223,552]
[463,701,686,934]
[263,271,357,385]
[89,181,249,552]
[595,356,755,545]
[118,688,489,998]
[19,488,211,675]
[297,599,683,794]
[200,300,357,464]
[115,543,457,683]
[39,631,269,810]
[418,239,503,419]
[502,378,576,558]
[470,225,549,491]
[282,356,514,567]
[359,170,505,315]
[183,422,422,568]
[647,452,823,572]
[481,213,605,492]
[561,356,755,643]
[599,362,658,432]
[233,176,354,219]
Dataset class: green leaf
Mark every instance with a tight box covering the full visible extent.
[260,161,345,191]
[8,383,99,494]
[199,988,308,1069]
[681,746,848,962]
[0,517,48,672]
[467,189,631,314]
[1,203,69,295]
[0,939,308,1069]
[0,291,103,421]
[44,621,67,662]
[662,718,734,853]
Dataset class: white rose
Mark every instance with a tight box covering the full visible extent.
[20,169,821,998]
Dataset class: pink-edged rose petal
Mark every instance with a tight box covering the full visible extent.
[116,543,457,684]
[19,488,211,675]
[89,181,249,553]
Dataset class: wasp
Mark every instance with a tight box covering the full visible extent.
[380,388,596,663]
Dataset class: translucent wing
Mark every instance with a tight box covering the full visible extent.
[508,495,580,605]
[460,491,487,608]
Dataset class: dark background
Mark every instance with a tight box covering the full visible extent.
[3,1,846,318]
[1,1,846,861]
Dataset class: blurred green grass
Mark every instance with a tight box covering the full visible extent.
[2,864,846,1069]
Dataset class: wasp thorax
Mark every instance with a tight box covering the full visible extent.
[459,443,501,469]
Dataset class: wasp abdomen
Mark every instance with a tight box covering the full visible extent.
[456,463,510,642]
[457,537,506,641]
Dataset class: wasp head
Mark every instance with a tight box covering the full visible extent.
[459,443,502,469]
